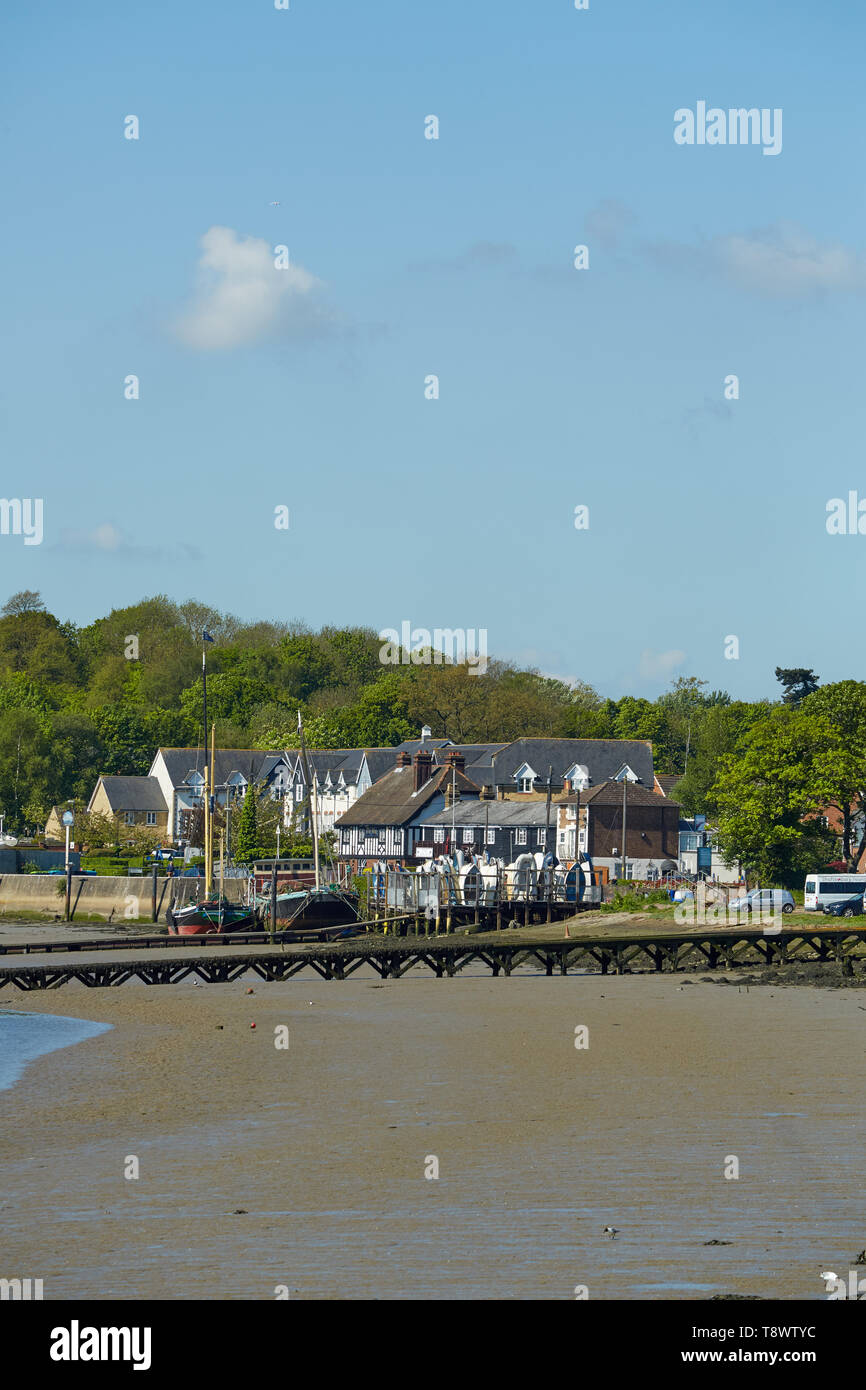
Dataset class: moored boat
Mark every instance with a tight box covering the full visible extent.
[166,898,256,935]
[255,884,359,930]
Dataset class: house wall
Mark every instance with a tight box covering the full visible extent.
[148,754,178,833]
[339,824,405,858]
[586,803,680,862]
[416,820,555,861]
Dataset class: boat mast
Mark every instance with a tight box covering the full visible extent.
[219,828,224,924]
[205,722,216,897]
[297,710,320,891]
[202,630,214,897]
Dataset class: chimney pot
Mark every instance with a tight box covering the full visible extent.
[413,750,433,791]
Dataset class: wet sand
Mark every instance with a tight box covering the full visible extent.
[1,970,863,1300]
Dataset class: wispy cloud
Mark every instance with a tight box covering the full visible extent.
[646,222,866,298]
[683,396,735,437]
[638,648,685,682]
[173,226,328,350]
[410,241,518,273]
[584,199,637,252]
[54,525,199,563]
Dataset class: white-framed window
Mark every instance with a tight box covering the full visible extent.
[462,826,475,843]
[536,828,547,845]
[516,828,527,845]
[579,829,587,846]
[486,828,496,845]
[146,811,156,826]
[518,777,534,793]
[433,827,445,843]
[125,811,135,825]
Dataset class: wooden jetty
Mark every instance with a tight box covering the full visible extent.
[0,927,862,991]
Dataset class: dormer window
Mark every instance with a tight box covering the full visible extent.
[564,763,590,792]
[514,762,537,793]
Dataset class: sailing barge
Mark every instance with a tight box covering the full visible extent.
[252,716,359,931]
[167,631,256,936]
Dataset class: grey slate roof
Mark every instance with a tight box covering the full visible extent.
[156,748,287,788]
[287,747,404,788]
[95,776,168,813]
[561,780,680,809]
[439,744,508,766]
[395,737,453,754]
[336,763,482,828]
[486,739,655,788]
[463,762,495,787]
[424,800,555,829]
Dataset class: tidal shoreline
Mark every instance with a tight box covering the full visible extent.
[1,974,863,1300]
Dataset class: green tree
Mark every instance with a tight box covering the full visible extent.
[800,681,866,865]
[775,667,820,705]
[671,702,768,814]
[1,590,46,617]
[234,785,260,863]
[712,705,841,884]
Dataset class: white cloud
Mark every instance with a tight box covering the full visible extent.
[715,223,866,296]
[646,222,866,298]
[174,226,323,350]
[638,648,685,682]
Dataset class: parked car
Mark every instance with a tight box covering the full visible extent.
[822,893,866,918]
[728,888,795,915]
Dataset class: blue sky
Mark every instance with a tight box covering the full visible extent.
[2,0,864,700]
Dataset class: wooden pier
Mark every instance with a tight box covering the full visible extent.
[0,927,862,991]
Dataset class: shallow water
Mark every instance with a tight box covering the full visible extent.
[0,1011,112,1092]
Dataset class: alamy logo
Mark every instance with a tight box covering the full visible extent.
[826,493,866,534]
[0,498,43,545]
[823,1270,866,1300]
[379,621,488,675]
[674,102,782,156]
[0,1277,43,1299]
[675,882,783,929]
[49,1321,152,1371]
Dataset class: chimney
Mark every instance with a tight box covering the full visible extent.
[413,750,432,791]
[445,750,465,773]
[395,751,411,768]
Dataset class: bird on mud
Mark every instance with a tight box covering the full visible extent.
[602,1225,619,1239]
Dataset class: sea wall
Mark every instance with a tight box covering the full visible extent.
[0,874,247,921]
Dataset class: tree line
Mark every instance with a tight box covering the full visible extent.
[0,590,853,882]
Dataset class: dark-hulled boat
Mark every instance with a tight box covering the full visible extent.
[255,884,359,930]
[166,897,256,935]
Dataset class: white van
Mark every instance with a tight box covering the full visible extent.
[804,873,866,911]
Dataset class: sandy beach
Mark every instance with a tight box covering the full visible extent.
[1,968,863,1300]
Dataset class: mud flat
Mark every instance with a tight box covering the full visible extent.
[1,973,863,1300]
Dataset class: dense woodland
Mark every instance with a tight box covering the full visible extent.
[0,590,861,881]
